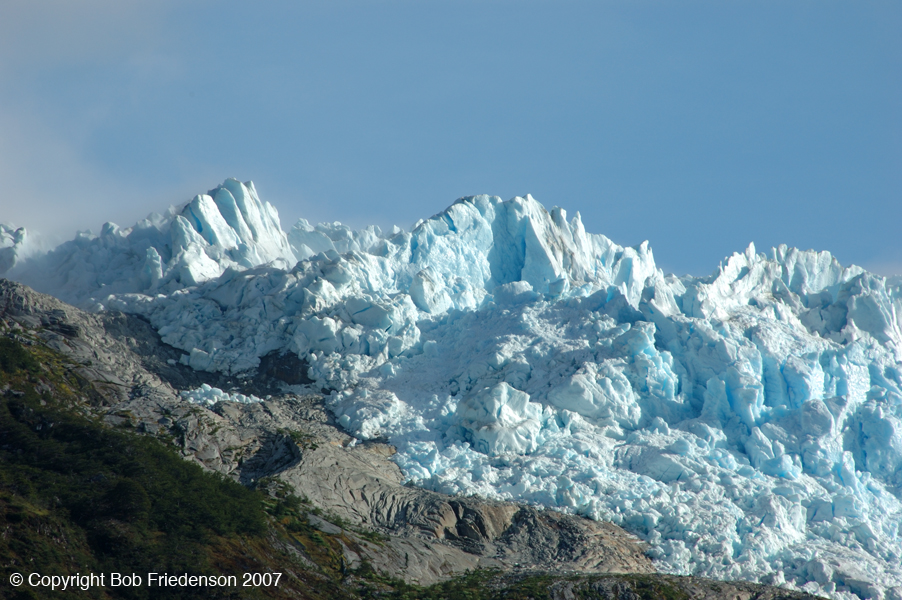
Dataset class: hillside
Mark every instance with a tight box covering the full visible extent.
[1,279,825,600]
[2,180,901,598]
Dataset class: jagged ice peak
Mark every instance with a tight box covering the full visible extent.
[2,179,901,599]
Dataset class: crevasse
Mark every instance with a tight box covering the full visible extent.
[3,180,901,600]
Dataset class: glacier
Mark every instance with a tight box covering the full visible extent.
[2,179,901,599]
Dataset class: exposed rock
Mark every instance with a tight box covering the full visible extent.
[0,278,824,598]
[540,574,822,600]
[0,278,654,585]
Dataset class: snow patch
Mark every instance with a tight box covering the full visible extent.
[180,383,263,407]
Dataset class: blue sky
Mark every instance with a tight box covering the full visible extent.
[1,1,900,276]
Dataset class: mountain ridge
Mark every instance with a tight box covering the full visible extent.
[2,180,901,598]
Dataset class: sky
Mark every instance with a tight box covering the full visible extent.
[1,0,900,277]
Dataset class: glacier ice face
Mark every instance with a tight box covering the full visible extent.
[0,224,28,274]
[1,179,296,307]
[181,383,263,407]
[1,223,52,275]
[4,184,902,599]
[456,382,547,455]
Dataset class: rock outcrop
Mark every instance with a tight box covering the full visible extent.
[0,278,653,585]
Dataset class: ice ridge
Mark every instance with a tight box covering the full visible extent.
[3,181,901,599]
[0,179,296,307]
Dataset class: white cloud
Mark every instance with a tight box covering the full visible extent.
[0,106,212,241]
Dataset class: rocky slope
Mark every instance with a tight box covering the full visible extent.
[1,278,652,585]
[4,182,901,598]
[1,278,823,599]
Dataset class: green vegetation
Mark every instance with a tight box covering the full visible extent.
[0,334,293,599]
[0,336,39,373]
[355,571,694,600]
[0,331,815,600]
[283,429,320,451]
